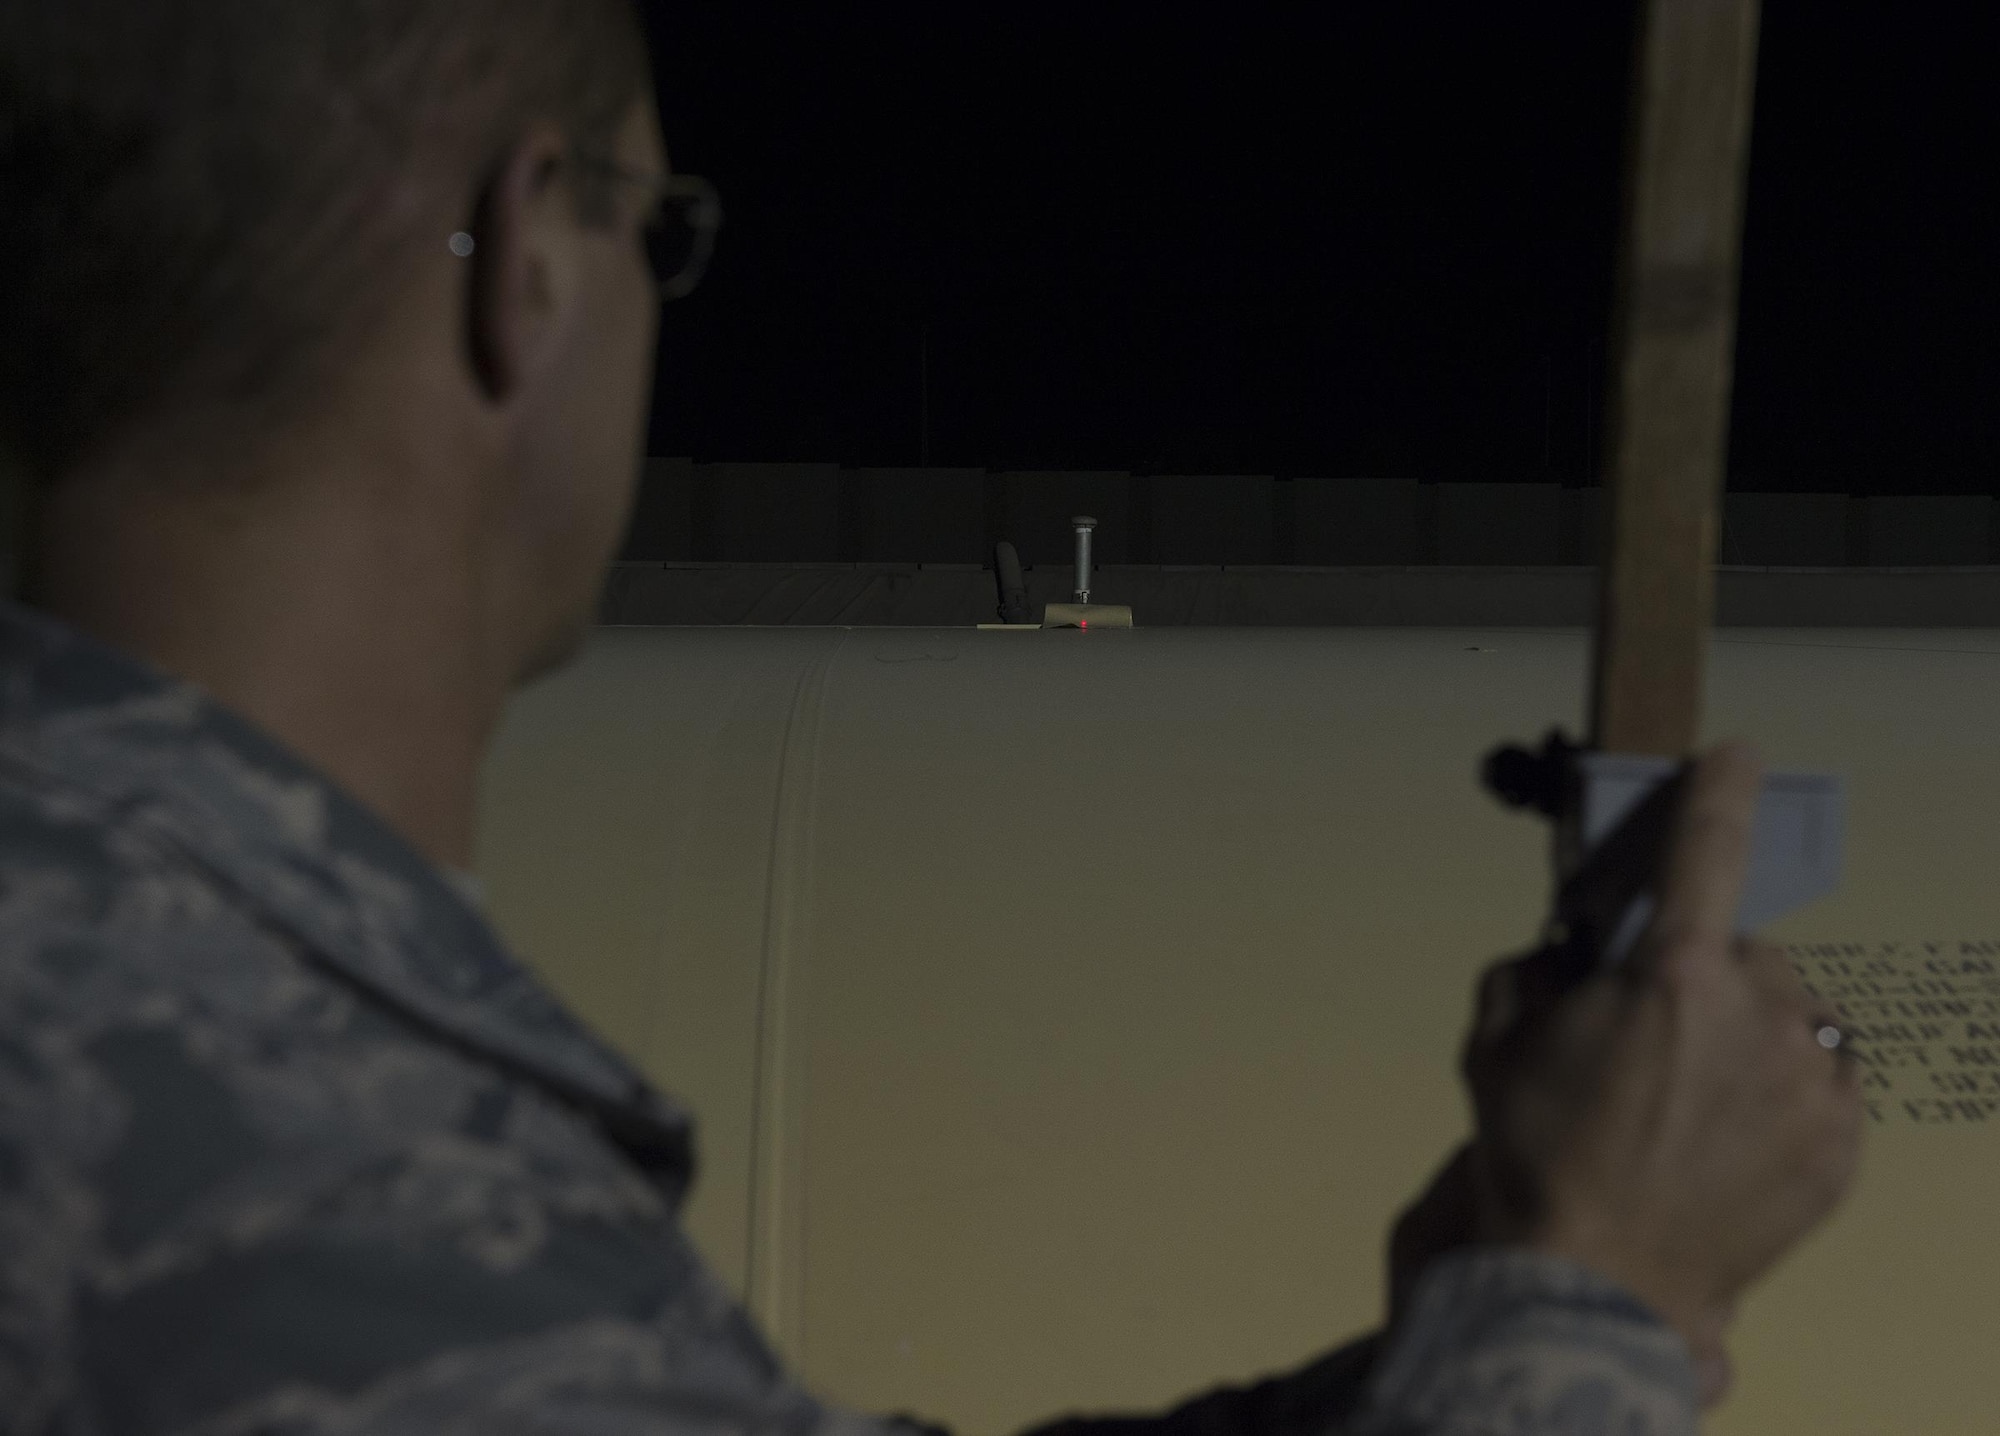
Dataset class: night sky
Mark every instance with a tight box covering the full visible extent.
[643,3,1997,495]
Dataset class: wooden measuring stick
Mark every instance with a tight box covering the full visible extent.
[1590,0,1763,756]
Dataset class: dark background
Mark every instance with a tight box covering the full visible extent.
[640,3,1997,494]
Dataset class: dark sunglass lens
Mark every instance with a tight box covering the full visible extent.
[644,219,689,286]
[645,202,703,288]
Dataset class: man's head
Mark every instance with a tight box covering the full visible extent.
[1,0,664,680]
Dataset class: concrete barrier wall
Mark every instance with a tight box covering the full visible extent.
[1292,478,1422,564]
[1721,492,1853,567]
[842,468,989,564]
[994,471,1134,565]
[616,467,2000,568]
[617,457,694,562]
[600,561,2000,628]
[696,463,843,562]
[1437,482,1562,564]
[1863,495,1995,566]
[1559,488,1604,564]
[1147,475,1276,565]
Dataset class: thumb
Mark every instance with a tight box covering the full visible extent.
[1644,740,1763,979]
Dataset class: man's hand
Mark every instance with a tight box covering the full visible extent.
[1434,740,1862,1403]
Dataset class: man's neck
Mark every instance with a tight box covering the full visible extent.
[33,436,517,872]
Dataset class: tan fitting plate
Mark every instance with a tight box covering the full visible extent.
[1040,603,1133,629]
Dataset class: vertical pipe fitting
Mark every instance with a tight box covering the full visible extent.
[1072,516,1096,604]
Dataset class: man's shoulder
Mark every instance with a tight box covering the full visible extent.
[0,734,741,1435]
[0,756,234,933]
[0,757,285,1068]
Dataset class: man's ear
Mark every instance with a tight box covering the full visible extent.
[463,129,571,403]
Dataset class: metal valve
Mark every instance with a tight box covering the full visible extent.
[1071,516,1095,604]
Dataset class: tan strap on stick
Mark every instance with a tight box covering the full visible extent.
[1590,0,1764,757]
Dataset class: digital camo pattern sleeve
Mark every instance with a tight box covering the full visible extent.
[0,905,890,1436]
[0,601,892,1436]
[1015,1336,1380,1436]
[1345,1249,1700,1436]
[1005,1250,1694,1436]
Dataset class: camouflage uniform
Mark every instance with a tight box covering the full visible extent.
[0,603,1698,1435]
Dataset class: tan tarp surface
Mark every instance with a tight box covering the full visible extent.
[475,625,2000,1436]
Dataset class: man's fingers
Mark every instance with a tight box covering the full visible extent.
[1735,940,1866,1091]
[1738,941,1847,1044]
[1739,938,1812,1008]
[1649,740,1764,973]
[1463,944,1592,1087]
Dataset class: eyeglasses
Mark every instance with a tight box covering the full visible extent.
[650,174,723,300]
[572,155,723,302]
[451,155,724,301]
[632,169,728,300]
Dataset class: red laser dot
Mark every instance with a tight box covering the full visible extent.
[1080,620,1089,629]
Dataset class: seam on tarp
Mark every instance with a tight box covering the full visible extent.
[742,627,849,1365]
